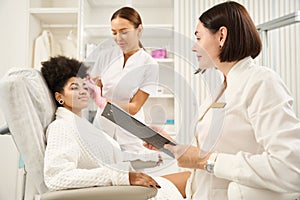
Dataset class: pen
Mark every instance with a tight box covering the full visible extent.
[194,68,206,74]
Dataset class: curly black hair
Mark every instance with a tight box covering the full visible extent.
[41,56,88,106]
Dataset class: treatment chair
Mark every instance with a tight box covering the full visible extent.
[0,68,157,200]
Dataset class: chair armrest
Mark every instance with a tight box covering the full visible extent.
[41,186,157,200]
[0,124,9,135]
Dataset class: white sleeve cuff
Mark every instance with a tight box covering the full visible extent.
[214,153,239,181]
[111,170,130,186]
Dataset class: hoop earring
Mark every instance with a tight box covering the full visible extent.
[58,99,64,105]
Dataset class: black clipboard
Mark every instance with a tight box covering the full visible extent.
[101,102,176,158]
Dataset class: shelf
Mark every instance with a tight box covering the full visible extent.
[41,24,78,28]
[30,0,79,8]
[257,11,300,31]
[29,8,79,14]
[87,0,173,8]
[29,8,78,24]
[154,58,174,63]
[84,24,173,38]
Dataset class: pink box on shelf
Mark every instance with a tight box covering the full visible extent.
[151,48,167,59]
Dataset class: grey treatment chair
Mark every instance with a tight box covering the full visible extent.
[0,68,157,200]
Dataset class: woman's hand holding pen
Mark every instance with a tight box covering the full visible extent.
[143,126,175,151]
[86,75,107,109]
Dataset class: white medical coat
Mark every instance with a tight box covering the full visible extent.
[186,57,300,200]
[34,30,55,70]
[91,47,159,156]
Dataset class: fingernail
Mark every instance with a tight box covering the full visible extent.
[156,185,161,188]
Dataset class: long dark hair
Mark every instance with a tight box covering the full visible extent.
[111,6,144,48]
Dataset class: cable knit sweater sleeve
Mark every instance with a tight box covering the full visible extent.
[44,120,130,191]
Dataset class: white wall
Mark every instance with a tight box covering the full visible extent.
[0,1,28,199]
[0,0,28,125]
[0,136,20,200]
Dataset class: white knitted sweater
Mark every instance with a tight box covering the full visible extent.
[44,107,130,191]
[44,107,183,199]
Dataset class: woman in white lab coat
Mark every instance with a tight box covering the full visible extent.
[41,56,189,199]
[90,7,160,162]
[145,1,300,199]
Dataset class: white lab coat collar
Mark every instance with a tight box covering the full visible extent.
[123,48,143,67]
[226,56,254,89]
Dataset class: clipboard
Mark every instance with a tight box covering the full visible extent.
[101,102,176,158]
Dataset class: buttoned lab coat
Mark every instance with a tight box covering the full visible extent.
[186,57,300,200]
[91,46,159,155]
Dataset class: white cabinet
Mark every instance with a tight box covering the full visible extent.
[81,0,174,55]
[27,0,177,138]
[28,0,81,67]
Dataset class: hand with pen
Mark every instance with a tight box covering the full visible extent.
[143,126,210,169]
[86,75,107,109]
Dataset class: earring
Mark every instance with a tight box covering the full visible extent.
[58,99,64,105]
[219,44,222,49]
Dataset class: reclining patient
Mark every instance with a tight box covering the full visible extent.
[41,56,190,200]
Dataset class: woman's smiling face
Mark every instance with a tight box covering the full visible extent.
[56,77,90,113]
[192,22,220,70]
[111,17,141,53]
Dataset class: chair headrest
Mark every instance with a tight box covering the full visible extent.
[0,68,56,194]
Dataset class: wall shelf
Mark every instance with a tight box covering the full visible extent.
[257,11,300,66]
[84,24,173,38]
[155,58,174,63]
[29,8,78,24]
[257,11,300,31]
[87,0,173,8]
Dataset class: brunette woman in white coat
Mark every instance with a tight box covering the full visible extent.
[145,1,300,199]
[90,7,161,163]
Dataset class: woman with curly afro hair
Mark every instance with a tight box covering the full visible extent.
[40,56,189,199]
